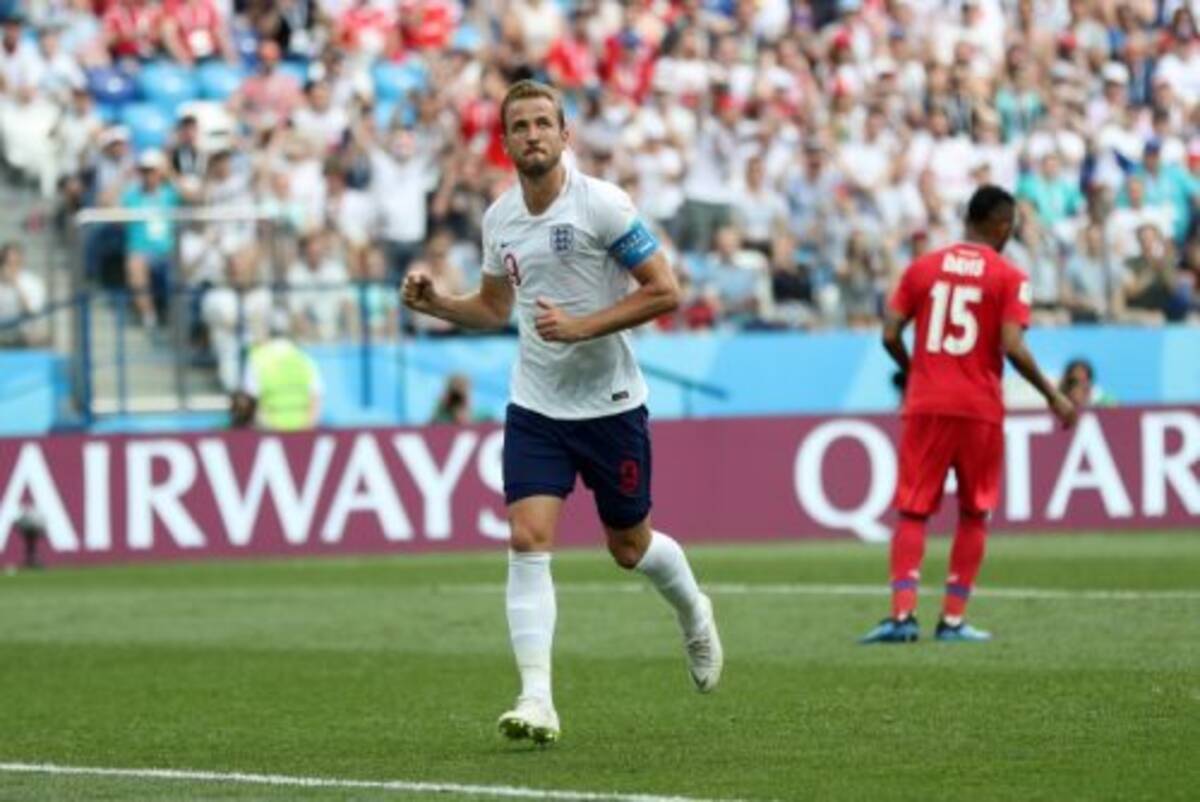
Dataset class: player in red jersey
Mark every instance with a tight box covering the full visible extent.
[861,185,1078,644]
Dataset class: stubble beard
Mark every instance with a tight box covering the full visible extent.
[516,150,560,180]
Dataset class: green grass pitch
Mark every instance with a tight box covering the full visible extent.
[1,532,1197,801]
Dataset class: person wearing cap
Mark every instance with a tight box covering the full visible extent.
[92,126,133,201]
[121,148,180,327]
[1087,62,1130,130]
[238,308,323,432]
[1130,139,1198,244]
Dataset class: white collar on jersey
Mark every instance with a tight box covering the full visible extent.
[520,162,575,218]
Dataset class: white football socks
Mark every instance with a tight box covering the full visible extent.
[635,530,705,636]
[506,550,556,704]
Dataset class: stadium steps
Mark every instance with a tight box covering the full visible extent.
[84,298,226,415]
[0,178,224,415]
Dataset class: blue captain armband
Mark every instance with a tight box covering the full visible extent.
[608,219,659,269]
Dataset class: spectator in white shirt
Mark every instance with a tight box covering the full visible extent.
[1154,31,1200,106]
[732,154,788,254]
[1108,175,1174,263]
[287,228,352,342]
[0,16,43,97]
[506,0,564,64]
[355,115,430,279]
[838,108,895,196]
[291,78,349,153]
[53,82,102,183]
[407,228,466,335]
[0,242,48,347]
[201,245,273,391]
[680,94,742,252]
[322,162,372,271]
[632,118,685,243]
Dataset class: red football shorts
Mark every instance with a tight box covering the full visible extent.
[895,414,1004,517]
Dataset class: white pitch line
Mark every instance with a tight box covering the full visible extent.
[438,582,1200,602]
[0,762,755,802]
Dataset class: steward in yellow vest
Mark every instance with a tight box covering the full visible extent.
[243,337,323,431]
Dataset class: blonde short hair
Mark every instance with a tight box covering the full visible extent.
[500,80,565,134]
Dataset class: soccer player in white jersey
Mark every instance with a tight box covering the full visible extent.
[402,80,723,745]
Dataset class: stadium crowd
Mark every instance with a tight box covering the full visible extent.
[0,0,1198,370]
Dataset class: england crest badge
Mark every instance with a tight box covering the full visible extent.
[550,224,574,255]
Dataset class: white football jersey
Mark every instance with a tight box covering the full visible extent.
[481,166,654,420]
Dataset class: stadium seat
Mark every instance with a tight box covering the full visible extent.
[95,102,122,124]
[120,102,173,151]
[372,99,397,130]
[277,59,311,87]
[449,24,483,54]
[87,67,136,106]
[196,61,247,101]
[136,61,199,115]
[371,62,424,101]
[372,99,416,130]
[234,28,258,65]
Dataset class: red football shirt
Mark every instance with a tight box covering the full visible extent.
[889,242,1031,424]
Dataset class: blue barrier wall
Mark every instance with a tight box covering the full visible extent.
[311,326,1200,427]
[1,327,1195,434]
[0,351,70,435]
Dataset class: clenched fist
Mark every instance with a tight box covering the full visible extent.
[534,297,588,342]
[402,272,439,314]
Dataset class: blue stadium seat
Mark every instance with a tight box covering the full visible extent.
[373,99,397,130]
[234,28,258,65]
[120,102,173,151]
[371,62,423,101]
[136,61,198,115]
[277,59,311,87]
[450,24,483,54]
[196,61,247,100]
[373,99,415,130]
[95,102,122,124]
[87,67,136,106]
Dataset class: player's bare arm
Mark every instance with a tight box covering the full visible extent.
[402,271,514,330]
[881,307,912,376]
[534,250,679,342]
[1001,321,1077,428]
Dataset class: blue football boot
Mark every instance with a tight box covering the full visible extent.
[935,619,992,642]
[859,616,920,644]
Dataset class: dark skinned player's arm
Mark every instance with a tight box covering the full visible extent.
[882,307,911,376]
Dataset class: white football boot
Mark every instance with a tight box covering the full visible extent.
[685,593,724,693]
[497,696,560,745]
